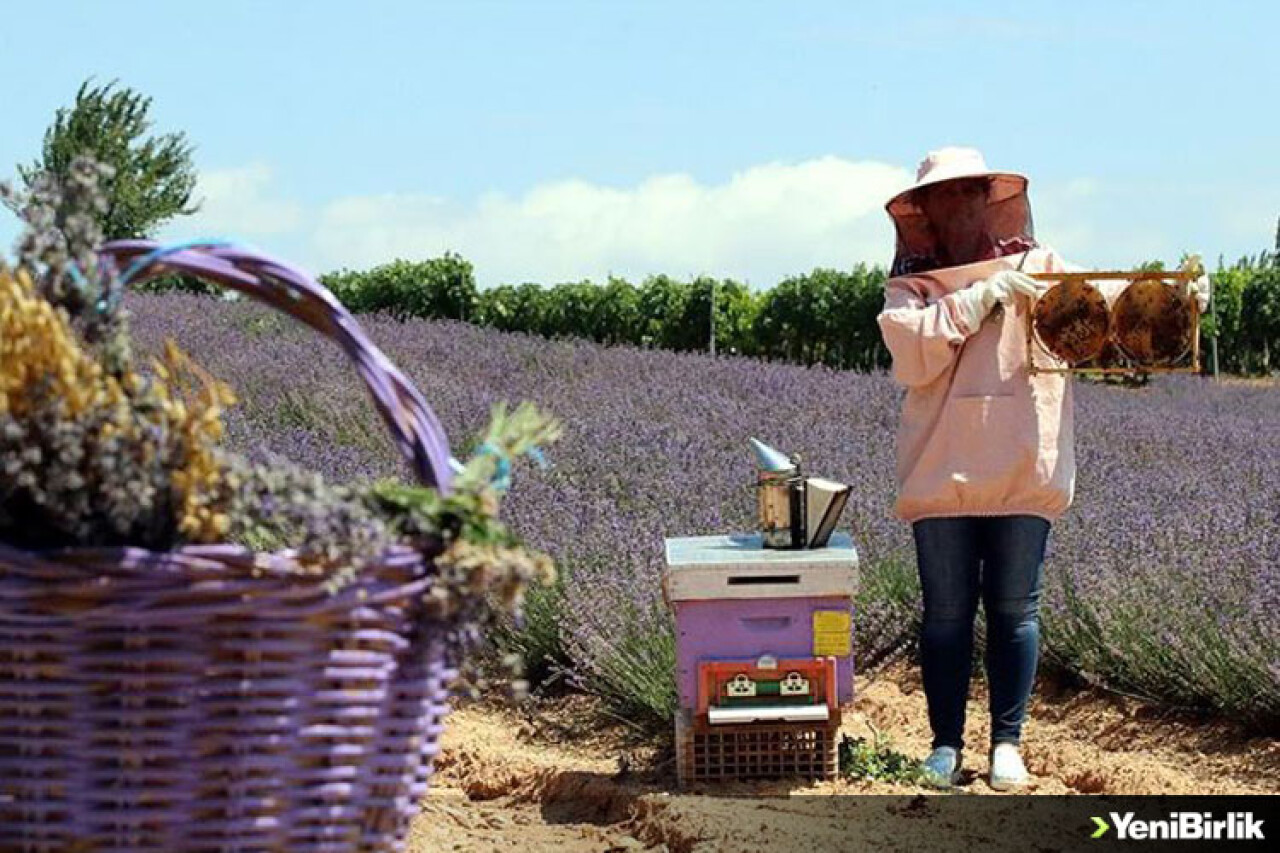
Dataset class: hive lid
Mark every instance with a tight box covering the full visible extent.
[662,532,858,602]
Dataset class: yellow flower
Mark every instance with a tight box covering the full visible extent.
[2,265,240,546]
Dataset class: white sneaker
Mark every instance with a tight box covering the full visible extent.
[989,743,1030,791]
[920,746,963,789]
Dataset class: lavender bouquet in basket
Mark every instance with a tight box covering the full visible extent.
[0,156,559,851]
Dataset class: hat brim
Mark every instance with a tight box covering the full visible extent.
[886,171,1028,220]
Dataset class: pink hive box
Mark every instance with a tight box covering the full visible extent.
[662,533,860,710]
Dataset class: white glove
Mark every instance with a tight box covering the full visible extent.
[1177,252,1210,313]
[950,270,1045,332]
[1182,273,1211,313]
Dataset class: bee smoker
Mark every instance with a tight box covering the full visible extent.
[750,438,806,549]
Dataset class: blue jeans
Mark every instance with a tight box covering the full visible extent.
[911,515,1049,751]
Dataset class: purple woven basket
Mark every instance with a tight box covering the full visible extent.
[1,241,460,852]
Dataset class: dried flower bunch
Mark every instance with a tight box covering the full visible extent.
[0,254,235,548]
[1,156,562,695]
[1,157,131,374]
[1,157,293,550]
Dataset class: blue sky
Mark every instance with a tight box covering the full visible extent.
[1,0,1276,287]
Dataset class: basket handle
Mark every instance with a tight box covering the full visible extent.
[97,240,454,493]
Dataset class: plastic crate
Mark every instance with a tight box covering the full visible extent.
[674,708,839,786]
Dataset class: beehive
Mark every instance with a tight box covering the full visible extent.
[662,532,858,785]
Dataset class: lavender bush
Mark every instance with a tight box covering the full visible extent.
[126,295,1280,728]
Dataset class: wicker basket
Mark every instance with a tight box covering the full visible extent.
[1,241,461,851]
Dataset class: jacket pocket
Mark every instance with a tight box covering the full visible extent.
[944,394,1023,483]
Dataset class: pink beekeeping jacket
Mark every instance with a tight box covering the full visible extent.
[875,247,1120,524]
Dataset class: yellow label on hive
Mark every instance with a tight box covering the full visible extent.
[813,610,851,657]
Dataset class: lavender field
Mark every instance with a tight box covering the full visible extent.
[129,294,1280,729]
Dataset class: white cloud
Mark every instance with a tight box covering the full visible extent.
[170,162,304,239]
[308,156,913,286]
[1035,177,1278,268]
[170,157,1239,285]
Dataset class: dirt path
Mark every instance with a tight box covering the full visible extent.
[409,663,1278,851]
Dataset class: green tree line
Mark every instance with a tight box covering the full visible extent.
[1204,251,1280,375]
[312,252,1280,377]
[318,258,895,371]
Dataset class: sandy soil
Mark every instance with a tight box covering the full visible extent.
[408,663,1278,852]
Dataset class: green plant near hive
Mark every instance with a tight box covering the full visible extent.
[838,727,929,785]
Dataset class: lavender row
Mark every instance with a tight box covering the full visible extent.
[126,294,1280,726]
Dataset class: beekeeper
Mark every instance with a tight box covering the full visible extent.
[875,147,1209,790]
